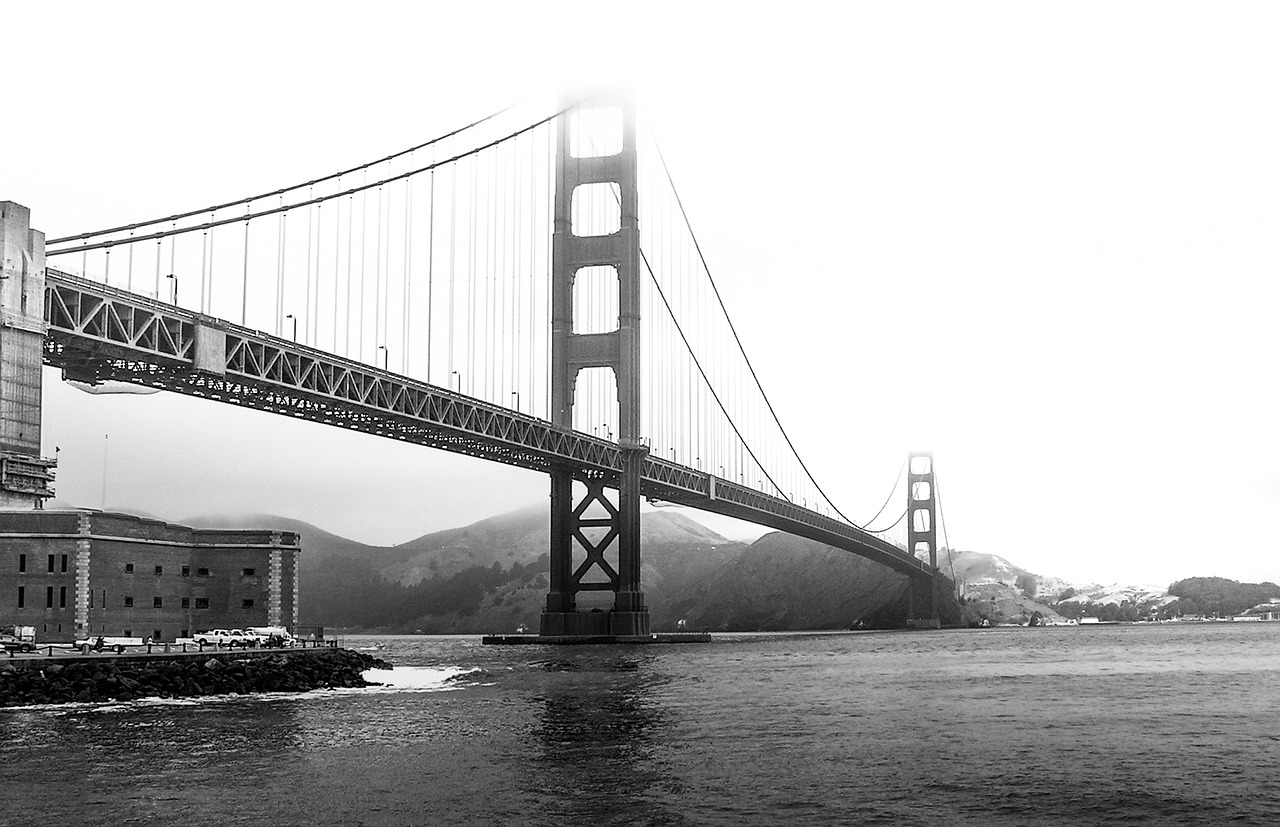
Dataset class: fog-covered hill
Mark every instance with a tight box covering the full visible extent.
[180,507,920,631]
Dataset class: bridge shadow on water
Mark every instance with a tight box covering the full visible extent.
[523,653,690,826]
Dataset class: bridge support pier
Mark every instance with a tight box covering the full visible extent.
[906,451,938,628]
[538,94,650,639]
[0,202,55,506]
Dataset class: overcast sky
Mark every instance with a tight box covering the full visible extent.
[7,2,1279,587]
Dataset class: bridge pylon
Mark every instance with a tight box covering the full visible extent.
[540,94,650,638]
[0,202,56,506]
[906,451,940,629]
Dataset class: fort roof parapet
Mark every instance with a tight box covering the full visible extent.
[0,509,299,547]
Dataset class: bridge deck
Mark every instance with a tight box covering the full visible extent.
[43,269,934,580]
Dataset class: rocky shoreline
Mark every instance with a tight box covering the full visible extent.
[0,649,391,707]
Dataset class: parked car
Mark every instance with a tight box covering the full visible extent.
[0,633,35,654]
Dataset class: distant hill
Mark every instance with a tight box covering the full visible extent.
[139,508,1280,628]
[178,506,932,632]
[656,532,917,631]
[946,549,1069,624]
[1166,577,1280,618]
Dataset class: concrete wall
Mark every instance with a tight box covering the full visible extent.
[0,510,301,642]
[0,202,46,463]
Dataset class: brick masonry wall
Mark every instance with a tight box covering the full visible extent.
[1,510,301,643]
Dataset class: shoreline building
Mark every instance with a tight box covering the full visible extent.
[0,509,299,643]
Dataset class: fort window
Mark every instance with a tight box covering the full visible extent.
[153,597,163,608]
[182,566,190,577]
[18,554,25,573]
[242,599,255,609]
[124,629,132,637]
[181,597,190,608]
[89,590,94,608]
[180,628,189,637]
[125,563,134,574]
[123,596,134,608]
[155,565,163,575]
[197,568,209,577]
[17,586,24,609]
[45,586,53,608]
[242,568,256,577]
[59,587,66,609]
[153,629,162,642]
[61,554,68,573]
[195,597,209,609]
[47,554,55,573]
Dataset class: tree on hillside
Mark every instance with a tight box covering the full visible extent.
[1169,577,1280,617]
[1016,572,1037,599]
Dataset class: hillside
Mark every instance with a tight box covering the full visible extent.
[127,508,1280,629]
[947,550,1069,625]
[656,532,921,630]
[390,509,747,633]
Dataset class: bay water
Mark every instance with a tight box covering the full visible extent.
[2,623,1277,825]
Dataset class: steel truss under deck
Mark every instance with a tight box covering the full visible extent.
[43,269,935,581]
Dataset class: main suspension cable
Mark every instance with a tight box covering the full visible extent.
[47,101,522,245]
[651,139,862,526]
[859,458,906,530]
[50,97,595,256]
[934,470,959,590]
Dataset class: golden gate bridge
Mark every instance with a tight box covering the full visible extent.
[2,92,956,638]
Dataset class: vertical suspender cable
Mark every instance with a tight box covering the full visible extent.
[359,171,368,361]
[313,201,322,347]
[199,226,207,312]
[168,221,177,301]
[305,188,314,345]
[333,186,342,352]
[207,212,216,314]
[405,160,416,376]
[448,150,457,385]
[468,153,478,395]
[333,182,342,351]
[241,213,250,325]
[425,156,435,383]
[345,193,354,356]
[374,183,383,361]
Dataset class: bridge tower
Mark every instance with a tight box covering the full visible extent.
[906,451,940,629]
[0,202,56,507]
[540,96,650,638]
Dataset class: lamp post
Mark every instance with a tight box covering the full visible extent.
[165,273,178,305]
[511,391,520,413]
[377,345,388,370]
[451,370,461,392]
[285,314,297,342]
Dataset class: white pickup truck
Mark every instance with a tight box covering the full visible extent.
[74,636,140,654]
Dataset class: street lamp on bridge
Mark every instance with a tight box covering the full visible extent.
[377,345,388,370]
[285,314,297,342]
[511,391,520,413]
[164,273,177,305]
[451,370,461,392]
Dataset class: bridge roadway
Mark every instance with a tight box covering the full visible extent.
[43,268,935,581]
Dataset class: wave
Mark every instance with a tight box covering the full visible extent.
[360,665,479,692]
